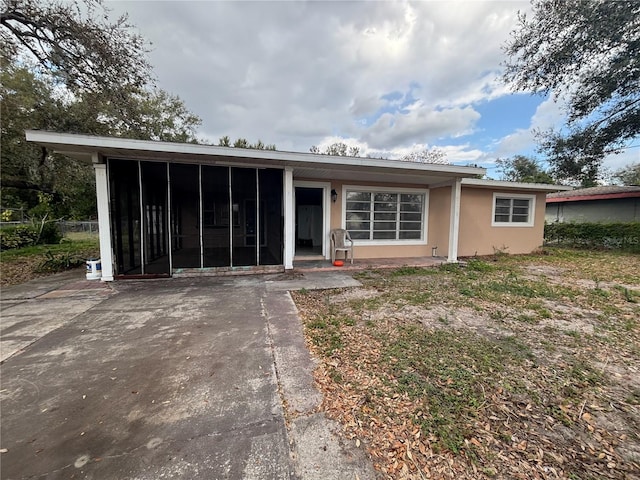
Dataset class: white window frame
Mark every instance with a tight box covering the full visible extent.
[491,192,536,227]
[342,185,429,246]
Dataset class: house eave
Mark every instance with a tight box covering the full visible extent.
[25,130,487,178]
[461,178,572,192]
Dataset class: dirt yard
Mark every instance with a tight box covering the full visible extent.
[292,248,640,479]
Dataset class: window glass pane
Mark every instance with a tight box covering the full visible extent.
[495,206,510,215]
[346,201,370,211]
[374,202,397,211]
[374,193,397,202]
[346,191,370,201]
[374,212,396,221]
[399,231,421,240]
[512,215,529,222]
[512,207,529,215]
[495,214,510,222]
[495,198,511,207]
[346,211,370,221]
[350,231,371,240]
[374,221,396,231]
[400,212,422,222]
[346,220,369,230]
[400,222,422,231]
[513,199,530,207]
[401,194,422,203]
[400,203,421,212]
[373,231,396,239]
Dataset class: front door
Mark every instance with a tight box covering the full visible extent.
[295,187,324,257]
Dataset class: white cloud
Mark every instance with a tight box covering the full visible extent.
[108,1,532,152]
[361,101,481,149]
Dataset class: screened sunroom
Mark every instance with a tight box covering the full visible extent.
[107,159,284,277]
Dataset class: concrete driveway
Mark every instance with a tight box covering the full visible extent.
[0,271,374,480]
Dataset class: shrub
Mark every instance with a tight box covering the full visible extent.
[0,225,39,250]
[38,222,62,245]
[544,222,640,251]
[0,221,62,251]
[37,250,85,273]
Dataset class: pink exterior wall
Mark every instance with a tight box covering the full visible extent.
[458,188,547,256]
[296,177,548,260]
[426,186,451,258]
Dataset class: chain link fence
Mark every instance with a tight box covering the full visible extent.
[0,217,99,236]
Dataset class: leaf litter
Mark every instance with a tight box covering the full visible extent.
[292,249,640,479]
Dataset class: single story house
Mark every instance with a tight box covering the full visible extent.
[26,130,569,281]
[546,185,640,223]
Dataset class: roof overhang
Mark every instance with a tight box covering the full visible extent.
[461,178,572,192]
[546,191,640,203]
[25,130,487,187]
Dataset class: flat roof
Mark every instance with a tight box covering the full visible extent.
[26,130,498,187]
[25,131,570,193]
[25,130,485,175]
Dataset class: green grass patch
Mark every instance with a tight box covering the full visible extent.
[378,325,531,453]
[0,237,99,261]
[389,265,437,277]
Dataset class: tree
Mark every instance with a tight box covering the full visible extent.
[612,162,640,186]
[400,147,448,164]
[0,0,203,217]
[0,56,201,218]
[219,137,275,150]
[310,142,360,157]
[495,156,554,184]
[1,0,150,99]
[503,0,640,187]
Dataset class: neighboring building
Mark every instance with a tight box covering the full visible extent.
[546,186,640,223]
[26,130,569,281]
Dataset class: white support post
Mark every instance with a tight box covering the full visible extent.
[283,167,294,270]
[447,178,462,263]
[94,162,114,281]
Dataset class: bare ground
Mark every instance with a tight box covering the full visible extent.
[293,249,640,479]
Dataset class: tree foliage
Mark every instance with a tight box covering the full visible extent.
[0,0,202,218]
[503,0,640,187]
[495,155,554,184]
[310,142,360,157]
[400,147,448,164]
[612,162,640,186]
[1,0,150,98]
[218,136,276,150]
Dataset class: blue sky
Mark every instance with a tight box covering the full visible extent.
[109,0,638,180]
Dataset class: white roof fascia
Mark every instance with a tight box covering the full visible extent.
[461,178,572,192]
[25,130,486,178]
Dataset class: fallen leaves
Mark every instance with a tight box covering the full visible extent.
[292,250,640,479]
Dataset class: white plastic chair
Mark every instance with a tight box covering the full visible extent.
[330,228,354,264]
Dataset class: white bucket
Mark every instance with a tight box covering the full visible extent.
[86,258,102,280]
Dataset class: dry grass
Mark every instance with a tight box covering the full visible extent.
[292,248,640,479]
